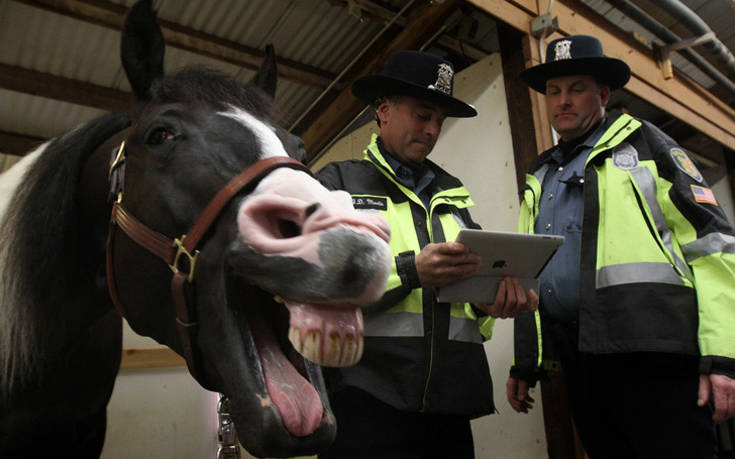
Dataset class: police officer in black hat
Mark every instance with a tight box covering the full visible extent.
[316,50,539,458]
[508,34,735,458]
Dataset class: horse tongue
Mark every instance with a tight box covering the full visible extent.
[251,315,323,437]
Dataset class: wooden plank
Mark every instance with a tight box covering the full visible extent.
[0,62,130,112]
[15,0,334,89]
[469,0,538,33]
[120,347,186,370]
[498,23,540,191]
[521,34,555,153]
[0,130,46,156]
[299,0,461,160]
[626,76,735,147]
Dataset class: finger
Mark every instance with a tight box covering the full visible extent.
[518,379,529,401]
[507,278,526,318]
[501,278,519,318]
[442,241,475,255]
[711,376,735,424]
[698,374,710,407]
[526,289,539,311]
[517,380,534,413]
[506,379,522,412]
[487,280,507,318]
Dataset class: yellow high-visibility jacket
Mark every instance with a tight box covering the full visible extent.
[317,134,495,417]
[513,112,735,381]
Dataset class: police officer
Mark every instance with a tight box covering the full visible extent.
[316,50,538,459]
[506,34,735,458]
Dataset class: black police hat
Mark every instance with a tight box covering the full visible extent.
[352,50,477,118]
[520,35,631,94]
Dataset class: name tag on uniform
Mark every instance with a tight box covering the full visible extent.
[352,196,387,211]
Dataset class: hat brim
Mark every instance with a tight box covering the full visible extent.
[519,57,631,93]
[352,75,477,118]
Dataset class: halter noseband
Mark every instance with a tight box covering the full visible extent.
[105,140,313,383]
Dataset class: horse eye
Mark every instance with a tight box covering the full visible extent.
[146,127,176,145]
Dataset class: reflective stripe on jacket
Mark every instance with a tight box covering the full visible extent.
[317,133,495,417]
[514,112,735,381]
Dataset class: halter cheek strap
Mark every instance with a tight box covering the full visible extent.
[106,140,313,384]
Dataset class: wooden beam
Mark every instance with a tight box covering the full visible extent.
[330,0,488,61]
[299,0,462,160]
[0,62,130,112]
[466,0,735,151]
[14,0,335,89]
[498,23,539,192]
[0,130,47,156]
[120,348,185,370]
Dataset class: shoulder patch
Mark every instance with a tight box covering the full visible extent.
[690,185,718,205]
[670,148,703,182]
[612,143,639,170]
[352,196,387,211]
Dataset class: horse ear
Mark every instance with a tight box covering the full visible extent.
[249,44,278,98]
[120,0,165,100]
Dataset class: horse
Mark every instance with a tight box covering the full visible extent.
[0,1,391,457]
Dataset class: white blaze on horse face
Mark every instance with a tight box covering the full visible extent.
[219,106,288,159]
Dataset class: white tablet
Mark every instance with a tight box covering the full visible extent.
[436,229,564,303]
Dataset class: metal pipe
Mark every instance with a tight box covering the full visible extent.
[605,0,735,97]
[650,0,735,74]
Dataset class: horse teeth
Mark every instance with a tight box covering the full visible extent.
[287,325,364,368]
[288,326,323,365]
[340,335,355,366]
[303,331,322,364]
[288,327,302,353]
[323,333,342,367]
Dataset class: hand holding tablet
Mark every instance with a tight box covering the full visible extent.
[436,229,564,304]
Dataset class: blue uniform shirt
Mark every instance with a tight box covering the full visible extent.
[379,139,436,209]
[535,120,606,322]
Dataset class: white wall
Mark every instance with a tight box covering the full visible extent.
[314,52,548,459]
[101,323,220,459]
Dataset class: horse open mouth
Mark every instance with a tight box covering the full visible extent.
[228,282,362,439]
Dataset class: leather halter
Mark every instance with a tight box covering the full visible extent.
[105,140,313,383]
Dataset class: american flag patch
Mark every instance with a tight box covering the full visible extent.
[691,185,718,205]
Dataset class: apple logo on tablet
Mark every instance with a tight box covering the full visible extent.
[492,259,508,269]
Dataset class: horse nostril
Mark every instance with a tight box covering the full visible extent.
[277,220,302,238]
[304,203,320,218]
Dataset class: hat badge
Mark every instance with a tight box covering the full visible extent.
[428,63,453,95]
[553,40,573,61]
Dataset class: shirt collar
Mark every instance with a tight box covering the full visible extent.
[377,137,435,191]
[552,118,607,164]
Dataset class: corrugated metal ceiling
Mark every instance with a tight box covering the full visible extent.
[1,0,734,166]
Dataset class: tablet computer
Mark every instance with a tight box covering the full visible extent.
[436,229,564,303]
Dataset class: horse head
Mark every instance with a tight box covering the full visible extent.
[104,0,391,456]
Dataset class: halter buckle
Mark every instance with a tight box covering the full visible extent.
[108,141,126,181]
[170,236,199,282]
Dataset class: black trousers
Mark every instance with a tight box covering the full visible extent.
[547,321,717,459]
[318,386,475,459]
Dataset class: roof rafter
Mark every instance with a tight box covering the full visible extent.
[0,130,47,156]
[0,62,131,111]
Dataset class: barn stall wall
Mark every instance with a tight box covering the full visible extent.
[102,323,219,459]
[312,51,548,459]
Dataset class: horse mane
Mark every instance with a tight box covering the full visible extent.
[0,112,130,400]
[143,67,283,123]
